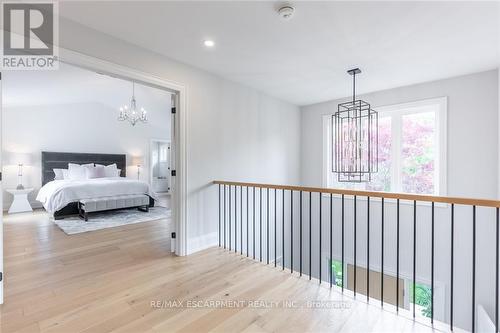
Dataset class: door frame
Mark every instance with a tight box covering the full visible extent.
[1,48,189,258]
[58,48,189,256]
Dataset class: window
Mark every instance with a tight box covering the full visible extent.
[159,144,168,162]
[410,282,432,318]
[324,97,447,195]
[330,259,343,287]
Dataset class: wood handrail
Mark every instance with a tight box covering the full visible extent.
[213,180,500,208]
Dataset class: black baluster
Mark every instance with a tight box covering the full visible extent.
[450,203,454,328]
[342,194,345,291]
[310,192,312,280]
[496,207,499,333]
[260,187,262,262]
[253,187,255,260]
[267,188,270,264]
[235,185,237,253]
[330,193,333,288]
[275,189,277,267]
[367,196,370,302]
[282,189,285,270]
[319,192,322,283]
[413,200,417,319]
[229,185,232,251]
[227,185,233,251]
[472,205,476,332]
[247,187,249,257]
[291,190,294,273]
[431,202,435,324]
[300,191,303,276]
[224,185,226,249]
[397,198,400,311]
[241,186,243,255]
[381,197,384,307]
[218,184,221,247]
[354,195,357,297]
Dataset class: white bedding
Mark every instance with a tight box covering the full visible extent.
[36,177,157,214]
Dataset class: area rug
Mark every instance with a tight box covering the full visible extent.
[53,206,171,235]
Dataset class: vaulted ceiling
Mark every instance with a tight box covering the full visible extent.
[59,1,499,105]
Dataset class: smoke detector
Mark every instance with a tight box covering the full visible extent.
[277,5,295,20]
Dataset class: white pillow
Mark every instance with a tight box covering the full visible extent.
[53,168,65,180]
[85,165,105,179]
[116,169,121,177]
[101,164,118,177]
[68,163,86,180]
[62,169,69,179]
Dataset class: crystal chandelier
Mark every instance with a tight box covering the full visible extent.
[118,82,147,126]
[332,68,378,182]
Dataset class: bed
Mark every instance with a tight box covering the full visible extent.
[37,151,157,219]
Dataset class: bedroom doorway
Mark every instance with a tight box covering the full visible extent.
[0,52,188,305]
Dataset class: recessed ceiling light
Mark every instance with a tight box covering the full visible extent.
[204,40,215,48]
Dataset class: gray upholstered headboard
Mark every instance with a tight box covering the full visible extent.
[41,151,126,186]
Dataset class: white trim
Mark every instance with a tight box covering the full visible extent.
[187,232,218,254]
[55,48,189,256]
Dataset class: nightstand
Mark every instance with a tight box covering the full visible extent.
[6,188,34,214]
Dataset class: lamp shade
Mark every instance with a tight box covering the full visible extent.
[131,156,144,166]
[5,152,33,166]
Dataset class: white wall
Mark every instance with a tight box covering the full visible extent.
[2,101,170,208]
[299,70,499,331]
[54,18,301,253]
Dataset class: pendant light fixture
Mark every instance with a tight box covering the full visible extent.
[332,68,378,182]
[118,82,148,126]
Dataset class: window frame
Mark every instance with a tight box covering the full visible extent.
[323,97,447,196]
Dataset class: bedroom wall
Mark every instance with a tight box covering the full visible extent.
[2,101,170,209]
[298,70,499,331]
[53,18,301,253]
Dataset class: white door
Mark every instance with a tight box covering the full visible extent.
[0,72,4,304]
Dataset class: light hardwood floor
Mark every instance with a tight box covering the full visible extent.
[0,209,446,333]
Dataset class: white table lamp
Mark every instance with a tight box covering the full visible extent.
[131,156,144,180]
[7,152,32,190]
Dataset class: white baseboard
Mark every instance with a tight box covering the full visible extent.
[187,232,218,255]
